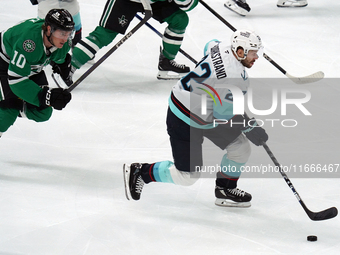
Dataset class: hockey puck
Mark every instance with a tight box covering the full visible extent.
[307,235,317,242]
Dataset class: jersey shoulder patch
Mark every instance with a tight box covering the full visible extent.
[22,39,36,53]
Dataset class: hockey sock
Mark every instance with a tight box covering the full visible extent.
[141,161,175,184]
[72,28,82,47]
[71,26,118,68]
[216,171,238,189]
[216,155,245,188]
[72,12,82,47]
[162,10,188,60]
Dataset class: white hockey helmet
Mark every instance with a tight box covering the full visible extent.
[231,29,262,60]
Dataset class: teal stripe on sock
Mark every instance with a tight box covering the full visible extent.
[72,12,82,31]
[220,156,245,178]
[153,161,175,184]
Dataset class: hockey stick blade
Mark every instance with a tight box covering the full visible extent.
[286,71,324,84]
[306,206,338,221]
[262,141,338,221]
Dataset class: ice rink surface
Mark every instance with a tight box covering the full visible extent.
[1,0,340,254]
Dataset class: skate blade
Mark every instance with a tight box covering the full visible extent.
[215,198,251,208]
[157,70,188,80]
[123,164,132,200]
[224,3,248,16]
[277,1,308,7]
[277,4,307,7]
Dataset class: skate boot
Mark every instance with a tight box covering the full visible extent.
[215,186,252,207]
[224,0,251,16]
[277,0,308,7]
[157,50,190,80]
[123,163,145,201]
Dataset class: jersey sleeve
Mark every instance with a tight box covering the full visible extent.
[174,0,198,11]
[8,41,44,107]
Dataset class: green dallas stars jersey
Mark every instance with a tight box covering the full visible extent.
[1,18,71,106]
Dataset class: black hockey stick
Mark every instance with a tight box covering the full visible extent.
[262,141,338,221]
[135,14,198,65]
[67,0,152,92]
[198,0,324,84]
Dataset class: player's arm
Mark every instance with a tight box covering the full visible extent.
[50,53,74,86]
[8,47,43,106]
[213,87,268,146]
[9,48,71,110]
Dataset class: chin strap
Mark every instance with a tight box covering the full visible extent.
[46,33,55,47]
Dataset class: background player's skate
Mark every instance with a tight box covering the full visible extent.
[157,49,190,80]
[123,163,145,201]
[224,0,251,16]
[277,0,308,7]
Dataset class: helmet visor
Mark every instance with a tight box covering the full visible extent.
[52,29,74,40]
[247,47,264,59]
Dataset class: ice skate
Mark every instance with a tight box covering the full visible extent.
[157,50,190,80]
[224,0,251,16]
[215,186,252,207]
[277,0,308,7]
[123,163,145,201]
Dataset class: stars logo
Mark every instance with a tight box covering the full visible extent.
[23,40,36,53]
[118,15,128,27]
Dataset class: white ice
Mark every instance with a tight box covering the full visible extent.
[1,0,340,254]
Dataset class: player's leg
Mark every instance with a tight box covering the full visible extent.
[124,108,202,200]
[24,71,53,123]
[152,2,190,80]
[205,126,252,207]
[0,107,20,134]
[0,55,21,134]
[59,0,83,47]
[72,12,82,47]
[71,0,140,69]
[71,26,118,68]
[215,135,252,207]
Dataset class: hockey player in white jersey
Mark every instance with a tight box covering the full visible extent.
[124,29,268,207]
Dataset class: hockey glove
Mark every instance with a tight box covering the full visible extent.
[39,87,71,110]
[51,53,74,86]
[241,118,268,146]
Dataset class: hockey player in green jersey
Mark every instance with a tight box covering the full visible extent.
[70,0,198,80]
[0,9,74,138]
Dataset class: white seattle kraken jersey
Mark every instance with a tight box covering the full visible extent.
[169,40,250,129]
